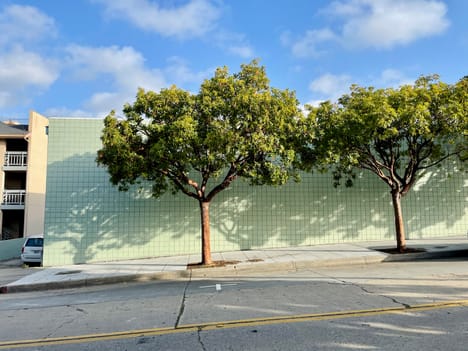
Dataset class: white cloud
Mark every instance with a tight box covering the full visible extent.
[164,57,212,86]
[228,45,255,59]
[0,46,59,108]
[0,47,58,88]
[93,0,221,39]
[64,46,214,115]
[286,0,450,57]
[44,107,96,118]
[67,44,166,91]
[376,69,414,87]
[213,30,255,58]
[306,69,416,106]
[65,44,167,114]
[0,5,59,108]
[94,0,253,58]
[85,92,131,115]
[0,4,56,47]
[282,29,338,58]
[308,73,353,104]
[333,0,450,49]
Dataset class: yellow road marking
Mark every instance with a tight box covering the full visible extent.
[1,299,468,349]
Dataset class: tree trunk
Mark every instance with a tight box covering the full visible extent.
[199,200,212,265]
[391,189,406,252]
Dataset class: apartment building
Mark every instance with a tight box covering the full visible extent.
[0,112,48,259]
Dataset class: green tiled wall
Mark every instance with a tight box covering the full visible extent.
[0,238,23,261]
[43,118,468,266]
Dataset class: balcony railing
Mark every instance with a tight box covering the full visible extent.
[4,152,27,168]
[2,190,26,205]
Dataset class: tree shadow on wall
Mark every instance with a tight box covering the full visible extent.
[209,173,394,251]
[44,153,200,265]
[44,153,466,264]
[208,164,466,251]
[404,161,467,239]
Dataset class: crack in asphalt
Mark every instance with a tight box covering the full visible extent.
[313,270,412,309]
[175,270,192,328]
[197,327,208,351]
[45,305,80,338]
[75,307,88,314]
[345,280,412,309]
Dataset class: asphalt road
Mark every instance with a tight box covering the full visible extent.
[0,259,41,288]
[1,257,468,350]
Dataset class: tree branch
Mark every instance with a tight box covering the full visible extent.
[159,169,200,200]
[419,150,462,170]
[205,164,238,202]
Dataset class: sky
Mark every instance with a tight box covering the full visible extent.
[1,0,467,122]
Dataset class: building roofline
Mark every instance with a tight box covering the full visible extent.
[0,121,28,138]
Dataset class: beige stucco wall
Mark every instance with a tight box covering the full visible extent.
[0,140,5,235]
[24,111,49,236]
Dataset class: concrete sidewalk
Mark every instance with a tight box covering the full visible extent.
[1,237,468,293]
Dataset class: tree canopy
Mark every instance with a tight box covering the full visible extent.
[97,61,302,265]
[305,75,467,251]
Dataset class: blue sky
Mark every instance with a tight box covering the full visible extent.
[1,0,467,122]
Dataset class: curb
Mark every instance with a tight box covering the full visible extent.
[189,254,387,278]
[0,254,387,293]
[1,270,192,294]
[1,248,466,294]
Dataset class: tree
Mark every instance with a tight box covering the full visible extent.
[97,61,302,265]
[305,75,467,252]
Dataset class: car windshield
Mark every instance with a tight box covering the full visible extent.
[26,238,43,247]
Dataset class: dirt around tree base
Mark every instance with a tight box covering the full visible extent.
[187,260,241,269]
[376,247,426,255]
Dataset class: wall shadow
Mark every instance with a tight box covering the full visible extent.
[43,152,466,265]
[44,153,200,265]
[210,163,467,251]
[211,172,393,251]
[404,161,467,238]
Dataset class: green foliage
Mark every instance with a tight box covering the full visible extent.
[97,61,303,202]
[306,75,468,194]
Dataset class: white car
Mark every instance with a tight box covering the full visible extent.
[20,235,43,265]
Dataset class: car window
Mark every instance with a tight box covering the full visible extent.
[26,238,43,247]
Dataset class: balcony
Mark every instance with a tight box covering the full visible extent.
[3,151,27,170]
[1,190,26,209]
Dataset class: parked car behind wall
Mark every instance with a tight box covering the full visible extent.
[20,235,43,265]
